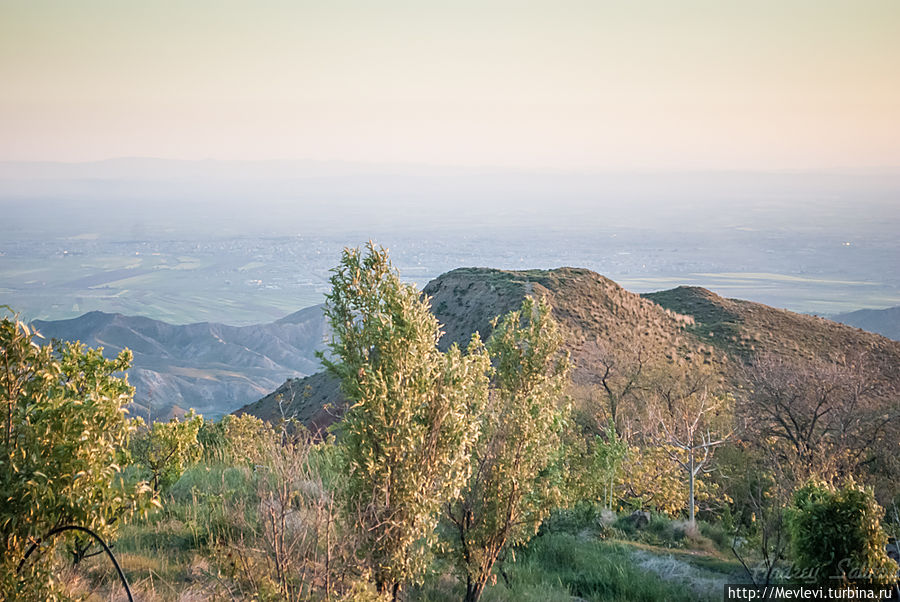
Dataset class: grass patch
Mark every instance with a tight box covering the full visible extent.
[414,532,720,602]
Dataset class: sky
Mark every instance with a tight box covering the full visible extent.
[1,0,899,170]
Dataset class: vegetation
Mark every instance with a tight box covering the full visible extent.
[4,248,900,600]
[447,296,569,602]
[0,310,155,600]
[131,410,204,492]
[788,480,898,586]
[649,371,731,525]
[321,243,491,599]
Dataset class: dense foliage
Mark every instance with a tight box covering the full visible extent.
[788,480,898,586]
[321,243,491,599]
[0,311,154,599]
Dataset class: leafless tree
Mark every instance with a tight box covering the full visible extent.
[580,338,647,439]
[740,352,899,484]
[650,372,732,526]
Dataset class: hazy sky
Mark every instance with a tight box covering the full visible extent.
[2,0,899,170]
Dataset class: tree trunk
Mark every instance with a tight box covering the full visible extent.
[465,576,488,602]
[688,452,696,526]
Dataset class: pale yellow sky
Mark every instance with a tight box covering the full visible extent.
[1,0,898,169]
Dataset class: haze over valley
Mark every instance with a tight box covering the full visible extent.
[3,160,899,327]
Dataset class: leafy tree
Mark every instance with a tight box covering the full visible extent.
[132,409,204,492]
[579,419,628,510]
[447,296,570,602]
[788,479,898,586]
[0,311,154,599]
[321,243,490,600]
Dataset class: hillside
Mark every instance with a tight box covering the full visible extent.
[426,267,709,383]
[644,287,900,365]
[234,371,342,431]
[32,305,329,420]
[240,267,900,429]
[832,305,900,341]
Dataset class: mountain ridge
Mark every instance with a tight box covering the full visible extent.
[240,267,900,428]
[32,306,329,420]
[832,306,900,342]
[30,266,900,425]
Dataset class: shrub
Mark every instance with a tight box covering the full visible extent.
[131,410,204,492]
[787,479,898,585]
[0,311,154,599]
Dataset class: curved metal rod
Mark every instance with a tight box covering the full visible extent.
[17,524,133,602]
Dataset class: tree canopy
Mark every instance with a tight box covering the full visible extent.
[1,311,154,599]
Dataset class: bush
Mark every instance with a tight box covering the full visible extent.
[0,311,154,599]
[788,480,898,585]
[131,410,204,492]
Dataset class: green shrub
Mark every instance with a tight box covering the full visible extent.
[788,480,898,585]
[0,312,155,599]
[131,410,204,492]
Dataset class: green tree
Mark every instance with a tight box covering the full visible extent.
[447,296,570,602]
[788,479,898,586]
[580,419,628,510]
[132,409,204,492]
[0,311,154,599]
[322,243,491,600]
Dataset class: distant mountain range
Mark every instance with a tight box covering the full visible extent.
[832,306,900,341]
[32,306,329,420]
[239,267,900,429]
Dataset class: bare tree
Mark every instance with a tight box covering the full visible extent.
[580,338,646,439]
[740,352,899,483]
[650,373,732,526]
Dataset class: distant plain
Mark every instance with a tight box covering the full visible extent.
[2,161,898,324]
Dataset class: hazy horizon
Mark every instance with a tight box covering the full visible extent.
[2,157,898,325]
